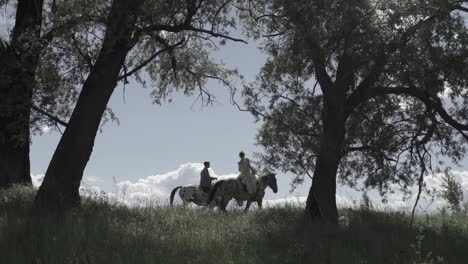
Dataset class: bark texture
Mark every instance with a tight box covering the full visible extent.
[35,0,143,208]
[0,0,44,187]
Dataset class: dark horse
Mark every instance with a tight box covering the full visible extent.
[207,172,278,212]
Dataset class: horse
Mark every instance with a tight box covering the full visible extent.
[207,172,278,212]
[169,185,212,206]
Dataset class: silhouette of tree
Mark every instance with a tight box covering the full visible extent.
[240,0,468,223]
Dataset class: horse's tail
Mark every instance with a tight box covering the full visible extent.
[208,181,223,204]
[170,186,183,206]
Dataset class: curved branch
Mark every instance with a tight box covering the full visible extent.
[211,0,232,32]
[117,38,186,81]
[346,7,456,114]
[70,33,93,70]
[140,23,246,44]
[371,86,468,141]
[453,5,468,13]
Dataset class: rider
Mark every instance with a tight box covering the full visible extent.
[237,151,257,196]
[199,161,217,193]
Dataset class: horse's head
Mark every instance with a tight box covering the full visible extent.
[264,172,278,193]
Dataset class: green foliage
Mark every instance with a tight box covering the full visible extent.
[30,0,115,133]
[440,171,464,211]
[0,0,9,7]
[239,0,468,195]
[126,0,244,105]
[29,0,245,134]
[1,187,468,263]
[0,0,246,137]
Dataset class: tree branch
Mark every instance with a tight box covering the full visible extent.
[32,105,68,127]
[335,28,355,95]
[211,0,232,32]
[372,86,468,141]
[453,5,468,13]
[140,24,248,44]
[410,113,436,228]
[180,25,247,43]
[117,37,186,81]
[139,2,247,44]
[70,33,93,70]
[41,15,99,44]
[304,35,334,98]
[346,8,453,114]
[346,145,397,162]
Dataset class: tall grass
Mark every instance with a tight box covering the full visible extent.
[0,186,467,264]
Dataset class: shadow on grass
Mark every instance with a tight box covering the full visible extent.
[1,187,467,264]
[248,207,468,264]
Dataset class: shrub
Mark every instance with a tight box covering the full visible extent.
[440,172,463,212]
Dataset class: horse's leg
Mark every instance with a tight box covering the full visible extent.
[244,200,252,212]
[208,198,216,209]
[193,191,204,207]
[257,199,263,210]
[221,197,229,213]
[211,195,222,210]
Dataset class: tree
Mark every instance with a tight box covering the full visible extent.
[0,0,45,187]
[239,0,468,223]
[0,0,111,187]
[441,171,463,211]
[35,0,246,208]
[35,0,145,207]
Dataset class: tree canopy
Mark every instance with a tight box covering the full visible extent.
[239,0,468,221]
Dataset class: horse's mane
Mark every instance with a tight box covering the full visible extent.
[258,172,274,180]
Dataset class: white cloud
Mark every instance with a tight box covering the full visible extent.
[85,176,103,183]
[112,163,239,206]
[31,174,44,187]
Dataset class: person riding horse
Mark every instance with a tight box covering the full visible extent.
[199,161,217,193]
[169,161,217,206]
[237,151,257,196]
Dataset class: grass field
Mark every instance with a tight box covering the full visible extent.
[1,186,467,264]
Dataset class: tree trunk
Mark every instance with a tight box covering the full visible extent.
[35,0,143,208]
[305,101,346,224]
[0,0,44,187]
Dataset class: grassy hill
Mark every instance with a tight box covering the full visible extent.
[1,186,467,264]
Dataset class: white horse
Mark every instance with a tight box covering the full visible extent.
[170,185,211,206]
